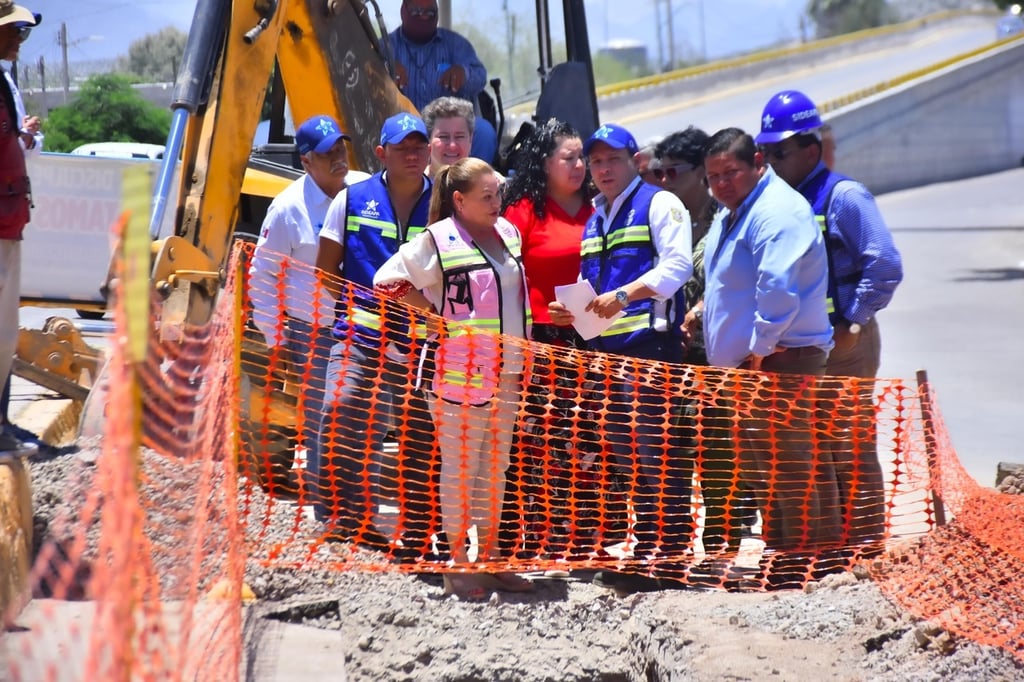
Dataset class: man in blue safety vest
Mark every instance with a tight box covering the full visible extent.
[756,91,903,550]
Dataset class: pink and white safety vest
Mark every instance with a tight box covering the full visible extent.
[425,216,532,405]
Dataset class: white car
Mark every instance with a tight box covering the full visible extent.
[71,142,166,160]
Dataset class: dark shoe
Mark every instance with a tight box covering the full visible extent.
[389,537,449,565]
[593,570,682,595]
[686,559,762,590]
[763,554,812,591]
[323,524,391,551]
[812,549,854,580]
[0,429,37,456]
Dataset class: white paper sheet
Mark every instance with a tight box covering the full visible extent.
[553,281,625,340]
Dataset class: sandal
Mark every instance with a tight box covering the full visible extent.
[442,574,490,602]
[484,572,536,593]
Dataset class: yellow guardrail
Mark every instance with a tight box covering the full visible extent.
[593,8,996,101]
[819,27,1024,114]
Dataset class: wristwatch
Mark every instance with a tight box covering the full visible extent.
[615,289,629,307]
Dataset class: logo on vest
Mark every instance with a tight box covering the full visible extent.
[626,208,636,226]
[362,199,381,218]
[444,271,474,316]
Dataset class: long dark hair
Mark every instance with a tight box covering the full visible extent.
[428,157,495,225]
[501,118,587,219]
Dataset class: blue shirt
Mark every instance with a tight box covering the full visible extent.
[703,167,834,369]
[388,27,487,110]
[799,162,903,326]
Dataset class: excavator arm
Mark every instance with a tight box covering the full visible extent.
[151,0,414,329]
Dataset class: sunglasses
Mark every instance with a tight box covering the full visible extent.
[651,162,695,182]
[406,7,438,19]
[760,146,795,161]
[17,26,31,41]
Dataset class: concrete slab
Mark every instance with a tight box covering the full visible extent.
[2,600,350,681]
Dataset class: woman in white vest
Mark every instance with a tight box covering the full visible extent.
[375,157,533,601]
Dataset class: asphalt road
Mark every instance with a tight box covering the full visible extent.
[605,14,1001,143]
[875,166,1024,487]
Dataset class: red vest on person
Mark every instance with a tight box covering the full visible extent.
[0,74,30,240]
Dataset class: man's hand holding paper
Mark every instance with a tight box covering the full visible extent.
[550,281,625,340]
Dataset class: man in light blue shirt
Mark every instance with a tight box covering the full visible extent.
[702,128,838,588]
[703,129,833,371]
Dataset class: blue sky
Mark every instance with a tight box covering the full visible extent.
[15,0,811,70]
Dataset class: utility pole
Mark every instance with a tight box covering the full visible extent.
[654,0,664,72]
[503,0,516,92]
[666,0,676,70]
[697,0,707,62]
[59,21,70,104]
[37,56,48,117]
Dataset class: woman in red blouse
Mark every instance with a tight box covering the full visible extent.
[500,120,614,559]
[502,118,592,348]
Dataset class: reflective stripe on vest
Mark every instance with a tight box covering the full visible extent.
[427,217,530,404]
[335,173,431,343]
[580,182,682,352]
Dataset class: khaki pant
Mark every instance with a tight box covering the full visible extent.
[739,346,841,552]
[823,318,887,545]
[0,241,21,409]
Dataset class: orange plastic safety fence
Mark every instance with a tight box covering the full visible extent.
[5,242,246,680]
[8,238,1024,679]
[235,242,936,582]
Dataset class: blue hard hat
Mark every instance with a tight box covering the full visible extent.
[755,90,823,145]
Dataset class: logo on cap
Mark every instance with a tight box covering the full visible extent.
[316,118,336,137]
[583,123,639,156]
[380,112,428,145]
[762,113,775,129]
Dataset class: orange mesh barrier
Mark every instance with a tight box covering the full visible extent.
[236,244,931,577]
[5,239,1022,678]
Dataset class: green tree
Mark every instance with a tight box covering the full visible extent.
[43,74,172,152]
[116,26,188,82]
[807,0,898,39]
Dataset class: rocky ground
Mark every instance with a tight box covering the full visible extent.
[12,439,1024,681]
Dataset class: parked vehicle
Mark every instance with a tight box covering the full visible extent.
[71,142,167,160]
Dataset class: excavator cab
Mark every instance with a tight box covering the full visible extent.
[247,0,599,174]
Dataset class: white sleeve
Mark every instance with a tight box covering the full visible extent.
[248,201,293,346]
[637,190,693,299]
[319,188,349,246]
[374,231,443,294]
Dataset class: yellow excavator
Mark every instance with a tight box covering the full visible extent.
[59,0,599,480]
[5,0,599,615]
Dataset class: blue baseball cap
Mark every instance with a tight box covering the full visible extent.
[380,113,428,146]
[583,123,639,156]
[295,115,350,155]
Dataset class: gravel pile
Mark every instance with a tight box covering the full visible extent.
[20,440,1024,681]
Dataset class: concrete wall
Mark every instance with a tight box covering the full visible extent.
[828,38,1024,194]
